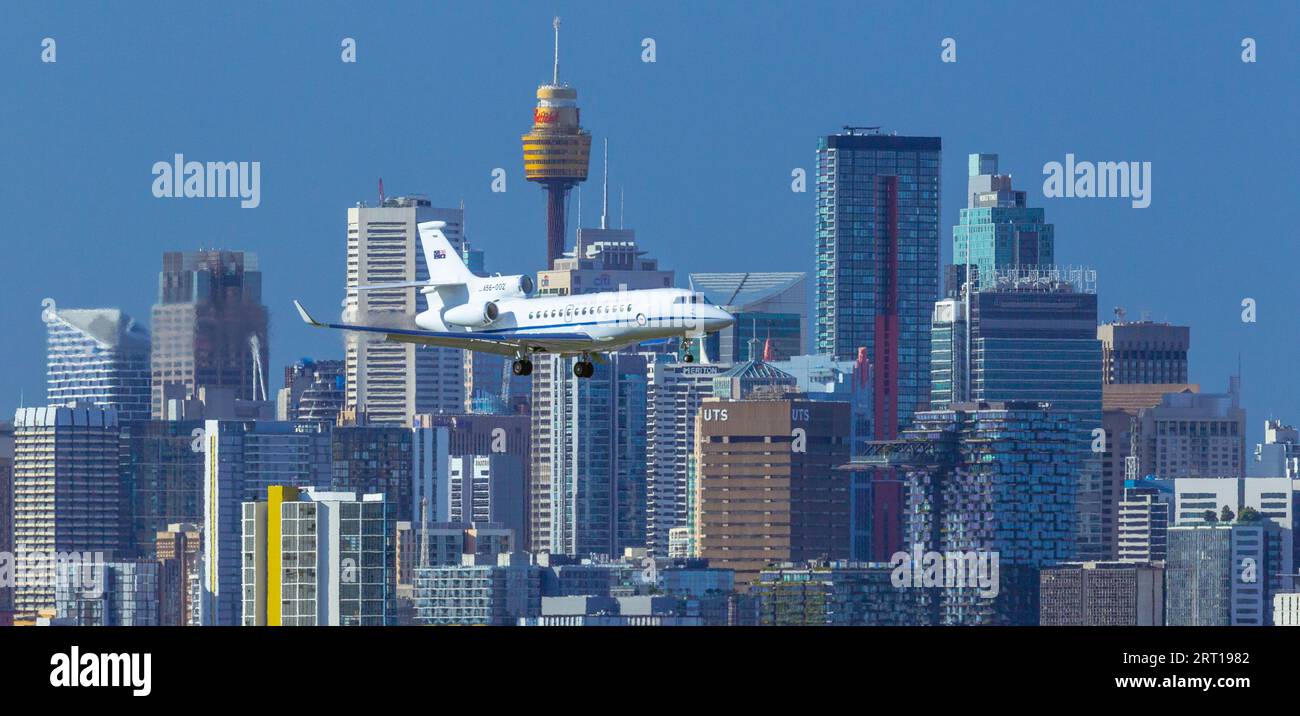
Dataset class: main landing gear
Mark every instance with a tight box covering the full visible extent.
[572,357,595,378]
[511,358,533,376]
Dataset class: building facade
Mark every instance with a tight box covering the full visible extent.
[815,130,941,439]
[12,405,124,619]
[150,250,269,419]
[1038,561,1164,626]
[694,398,852,585]
[46,307,151,423]
[345,197,466,425]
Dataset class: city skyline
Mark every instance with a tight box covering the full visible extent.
[2,3,1296,445]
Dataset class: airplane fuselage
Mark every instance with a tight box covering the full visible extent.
[415,286,731,353]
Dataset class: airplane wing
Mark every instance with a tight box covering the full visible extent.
[294,301,594,357]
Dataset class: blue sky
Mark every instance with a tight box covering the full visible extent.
[2,1,1296,442]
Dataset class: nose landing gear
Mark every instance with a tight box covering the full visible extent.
[512,359,533,376]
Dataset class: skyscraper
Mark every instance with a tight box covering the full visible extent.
[951,153,1055,289]
[1098,316,1190,385]
[929,267,1104,559]
[815,129,941,439]
[532,352,648,557]
[150,250,269,419]
[644,358,727,558]
[902,402,1079,625]
[12,405,125,619]
[46,307,151,422]
[345,197,466,425]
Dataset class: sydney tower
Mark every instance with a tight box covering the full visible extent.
[522,17,592,269]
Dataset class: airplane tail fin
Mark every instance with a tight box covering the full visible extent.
[418,221,473,286]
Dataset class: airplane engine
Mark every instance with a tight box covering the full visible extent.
[443,301,499,328]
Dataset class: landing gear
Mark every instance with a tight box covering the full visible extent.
[683,353,695,363]
[572,360,595,378]
[512,359,533,376]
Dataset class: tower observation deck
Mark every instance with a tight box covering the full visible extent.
[522,17,592,269]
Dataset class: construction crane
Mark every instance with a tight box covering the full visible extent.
[249,334,266,402]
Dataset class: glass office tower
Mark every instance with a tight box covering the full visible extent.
[815,129,940,438]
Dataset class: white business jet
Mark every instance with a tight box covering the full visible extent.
[294,220,735,378]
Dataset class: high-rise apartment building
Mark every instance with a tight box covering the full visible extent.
[1135,378,1246,479]
[1098,317,1190,385]
[815,129,941,438]
[46,308,151,422]
[200,420,332,626]
[694,398,852,585]
[0,421,14,616]
[645,358,727,558]
[951,153,1055,289]
[901,402,1079,625]
[531,352,648,557]
[241,486,396,626]
[150,250,269,419]
[345,197,465,425]
[12,405,125,619]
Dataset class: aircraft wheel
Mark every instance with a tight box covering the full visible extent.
[513,359,533,376]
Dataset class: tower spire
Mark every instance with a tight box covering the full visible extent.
[552,16,561,85]
[601,139,609,230]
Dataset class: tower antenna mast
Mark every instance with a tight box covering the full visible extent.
[552,16,561,85]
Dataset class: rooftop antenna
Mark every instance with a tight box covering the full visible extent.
[378,177,385,205]
[601,139,609,230]
[552,16,561,85]
[619,186,625,229]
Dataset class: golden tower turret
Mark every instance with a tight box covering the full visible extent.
[522,17,592,269]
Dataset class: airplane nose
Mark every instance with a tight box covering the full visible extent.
[706,309,735,331]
